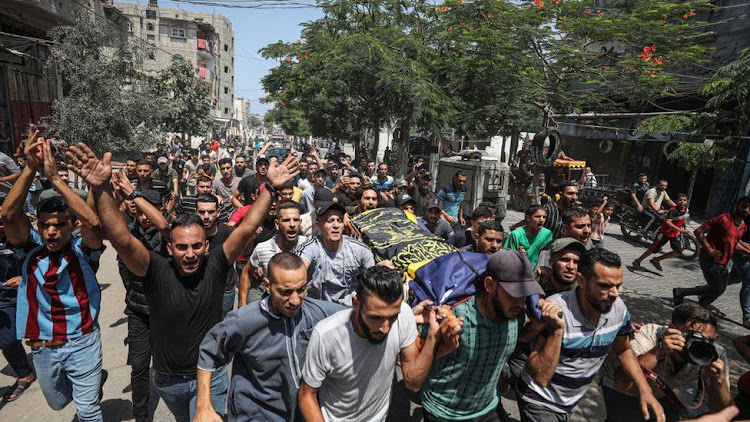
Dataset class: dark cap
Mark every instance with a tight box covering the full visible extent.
[313,168,327,177]
[421,172,433,181]
[396,193,416,206]
[549,237,587,255]
[141,189,161,206]
[256,157,270,166]
[426,197,440,210]
[329,163,340,169]
[486,250,544,298]
[316,201,345,218]
[314,187,334,202]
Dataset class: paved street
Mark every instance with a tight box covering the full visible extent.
[1,210,749,421]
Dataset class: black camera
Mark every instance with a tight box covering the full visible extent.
[681,330,718,367]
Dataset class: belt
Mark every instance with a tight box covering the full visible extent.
[26,339,68,348]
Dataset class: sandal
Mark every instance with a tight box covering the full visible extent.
[3,378,34,402]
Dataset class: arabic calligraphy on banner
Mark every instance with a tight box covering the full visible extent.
[351,208,456,273]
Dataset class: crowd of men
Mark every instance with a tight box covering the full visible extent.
[0,128,749,422]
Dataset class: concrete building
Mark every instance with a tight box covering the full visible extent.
[0,0,126,149]
[230,97,250,139]
[117,1,235,133]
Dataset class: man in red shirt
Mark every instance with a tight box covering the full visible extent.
[674,196,750,307]
[633,193,690,271]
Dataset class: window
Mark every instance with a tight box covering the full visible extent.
[148,52,155,60]
[224,107,229,114]
[125,21,132,32]
[224,44,228,52]
[172,55,184,63]
[224,66,228,73]
[147,35,155,41]
[147,23,154,31]
[171,27,186,38]
[145,9,156,19]
[224,87,228,94]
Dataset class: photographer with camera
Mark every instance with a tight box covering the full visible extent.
[601,303,731,422]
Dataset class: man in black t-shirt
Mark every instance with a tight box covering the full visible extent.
[135,159,170,206]
[74,143,300,422]
[197,154,215,180]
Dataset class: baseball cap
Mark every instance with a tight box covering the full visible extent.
[329,163,340,169]
[485,250,544,298]
[396,193,415,206]
[316,201,345,218]
[256,157,270,166]
[141,189,161,206]
[157,156,169,164]
[549,237,587,255]
[313,168,327,177]
[421,172,433,180]
[396,180,408,188]
[314,187,334,202]
[426,197,440,210]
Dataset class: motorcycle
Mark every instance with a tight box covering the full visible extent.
[617,200,700,261]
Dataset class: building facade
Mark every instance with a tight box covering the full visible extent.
[117,1,235,132]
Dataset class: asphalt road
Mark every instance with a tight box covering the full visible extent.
[1,210,749,421]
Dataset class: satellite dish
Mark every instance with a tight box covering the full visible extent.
[599,140,614,153]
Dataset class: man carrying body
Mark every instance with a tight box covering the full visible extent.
[294,201,375,306]
[674,196,750,308]
[517,248,664,422]
[437,170,468,228]
[77,143,299,422]
[416,250,556,422]
[239,202,308,306]
[298,266,459,421]
[195,253,345,421]
[3,130,105,421]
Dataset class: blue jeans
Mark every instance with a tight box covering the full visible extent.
[31,327,103,421]
[153,365,228,422]
[0,303,33,378]
[222,288,235,319]
[734,255,750,317]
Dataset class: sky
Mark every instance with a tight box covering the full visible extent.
[125,0,323,116]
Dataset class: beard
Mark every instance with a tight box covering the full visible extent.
[358,309,387,344]
[585,288,615,314]
[552,266,576,286]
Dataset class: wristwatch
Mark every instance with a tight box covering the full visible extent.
[127,189,143,201]
[264,182,278,195]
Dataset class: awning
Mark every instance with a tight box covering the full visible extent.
[553,159,586,169]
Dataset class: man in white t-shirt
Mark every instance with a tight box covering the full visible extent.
[298,266,461,422]
[642,179,676,233]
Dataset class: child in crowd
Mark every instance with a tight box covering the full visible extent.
[633,193,690,271]
[589,196,613,247]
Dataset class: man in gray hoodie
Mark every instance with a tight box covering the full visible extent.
[194,252,344,421]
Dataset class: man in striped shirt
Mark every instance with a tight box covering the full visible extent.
[3,129,106,421]
[517,248,664,422]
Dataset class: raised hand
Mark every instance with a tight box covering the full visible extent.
[65,142,112,189]
[266,154,299,187]
[42,141,60,182]
[24,124,43,170]
[113,168,135,196]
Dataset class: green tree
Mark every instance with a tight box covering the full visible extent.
[154,61,214,142]
[260,0,452,172]
[48,14,165,153]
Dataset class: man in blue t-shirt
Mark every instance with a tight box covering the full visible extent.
[437,170,468,228]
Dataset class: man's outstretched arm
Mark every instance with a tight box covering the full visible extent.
[67,143,150,277]
[2,126,42,246]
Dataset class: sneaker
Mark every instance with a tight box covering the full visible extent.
[650,259,663,271]
[632,260,643,268]
[672,288,683,306]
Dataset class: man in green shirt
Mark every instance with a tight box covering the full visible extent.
[504,204,553,269]
[412,250,560,422]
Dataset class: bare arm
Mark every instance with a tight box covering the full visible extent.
[0,173,20,183]
[223,156,298,263]
[231,189,244,208]
[298,382,324,422]
[2,127,43,246]
[194,369,222,422]
[258,142,273,157]
[595,197,608,216]
[695,226,720,258]
[238,262,253,307]
[613,335,665,422]
[707,359,732,412]
[736,240,750,255]
[526,300,565,387]
[113,170,170,240]
[67,143,150,277]
[734,336,750,364]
